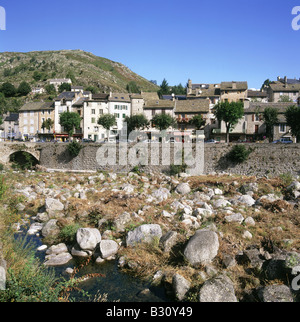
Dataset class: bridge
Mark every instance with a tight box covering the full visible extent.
[0,142,41,165]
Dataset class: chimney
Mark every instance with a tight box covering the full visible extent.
[284,76,287,84]
[232,82,237,89]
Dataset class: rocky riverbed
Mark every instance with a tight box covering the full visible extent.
[1,169,300,302]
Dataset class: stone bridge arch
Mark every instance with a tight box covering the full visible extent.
[0,143,41,165]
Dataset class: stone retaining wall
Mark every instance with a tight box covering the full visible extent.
[39,143,300,177]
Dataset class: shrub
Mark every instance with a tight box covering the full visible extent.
[169,163,187,176]
[67,141,83,157]
[59,223,81,244]
[228,145,252,163]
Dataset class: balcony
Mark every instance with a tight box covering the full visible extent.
[177,117,190,123]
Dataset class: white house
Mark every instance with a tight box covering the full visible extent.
[83,94,110,142]
[108,93,131,138]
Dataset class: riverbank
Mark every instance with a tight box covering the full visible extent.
[0,169,300,302]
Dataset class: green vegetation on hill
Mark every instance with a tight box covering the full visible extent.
[0,49,159,94]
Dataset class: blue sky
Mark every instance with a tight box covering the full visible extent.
[0,0,300,89]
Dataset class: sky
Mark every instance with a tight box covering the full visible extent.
[0,0,300,89]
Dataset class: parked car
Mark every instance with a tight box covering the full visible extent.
[205,139,217,144]
[82,138,94,143]
[272,138,293,144]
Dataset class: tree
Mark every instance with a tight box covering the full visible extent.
[151,113,177,131]
[17,81,31,96]
[85,86,98,94]
[45,84,57,95]
[33,71,43,81]
[1,82,16,97]
[98,114,116,139]
[262,107,279,142]
[58,83,71,93]
[261,79,271,90]
[124,114,149,133]
[171,83,186,95]
[214,101,244,143]
[189,114,206,130]
[158,78,170,97]
[285,105,300,142]
[126,81,140,94]
[59,112,82,138]
[41,118,54,132]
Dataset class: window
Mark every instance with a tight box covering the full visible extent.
[122,114,126,118]
[92,109,95,115]
[99,109,103,115]
[255,114,260,122]
[91,117,96,124]
[30,126,34,134]
[279,124,286,133]
[23,126,28,134]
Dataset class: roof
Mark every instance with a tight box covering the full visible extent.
[141,92,160,101]
[221,81,248,91]
[71,86,84,90]
[72,98,86,107]
[144,99,175,109]
[269,81,300,92]
[4,113,19,122]
[109,93,130,102]
[175,100,210,113]
[278,77,300,85]
[92,93,109,100]
[245,102,296,114]
[247,90,268,98]
[130,94,144,99]
[54,91,76,101]
[19,101,54,112]
[162,95,187,100]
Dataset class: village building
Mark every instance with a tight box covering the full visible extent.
[220,81,248,102]
[19,101,54,141]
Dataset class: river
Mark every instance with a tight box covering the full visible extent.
[15,219,168,302]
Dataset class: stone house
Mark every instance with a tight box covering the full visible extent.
[243,102,297,142]
[174,99,210,138]
[220,81,248,102]
[186,80,220,107]
[247,90,268,102]
[143,99,176,131]
[266,81,300,103]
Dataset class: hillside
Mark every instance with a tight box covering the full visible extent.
[0,49,159,93]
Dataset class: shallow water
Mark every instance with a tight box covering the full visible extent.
[15,221,168,302]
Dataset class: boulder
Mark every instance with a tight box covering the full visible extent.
[27,222,44,235]
[199,275,238,302]
[114,212,131,232]
[257,285,294,302]
[45,197,64,213]
[44,252,73,267]
[46,243,68,255]
[184,229,219,266]
[41,219,60,238]
[238,195,256,207]
[126,224,162,247]
[159,231,178,252]
[175,183,191,195]
[99,240,119,259]
[225,213,244,224]
[76,228,101,251]
[172,274,191,301]
[151,188,170,202]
